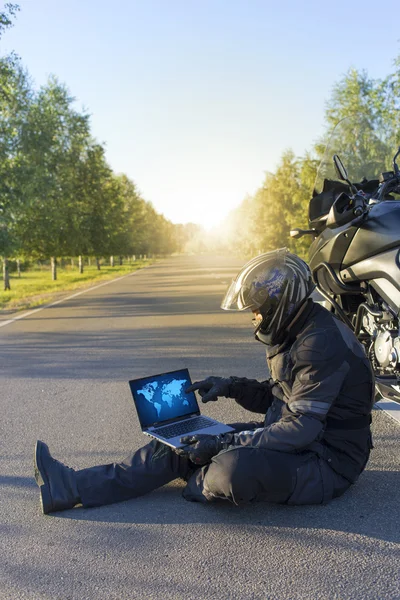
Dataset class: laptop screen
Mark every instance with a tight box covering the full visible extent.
[129,368,199,429]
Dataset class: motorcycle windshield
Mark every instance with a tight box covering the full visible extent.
[314,114,397,195]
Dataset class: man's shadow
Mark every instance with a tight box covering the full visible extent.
[56,469,399,545]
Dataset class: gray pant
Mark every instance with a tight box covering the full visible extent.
[76,423,350,508]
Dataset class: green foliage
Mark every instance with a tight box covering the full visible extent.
[15,78,90,257]
[0,3,19,35]
[223,151,316,260]
[0,29,31,259]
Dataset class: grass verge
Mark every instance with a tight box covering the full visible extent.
[0,260,153,313]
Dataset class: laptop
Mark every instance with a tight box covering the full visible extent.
[129,368,234,449]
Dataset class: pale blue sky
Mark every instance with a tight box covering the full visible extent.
[2,0,399,227]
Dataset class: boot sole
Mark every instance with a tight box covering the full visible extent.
[34,441,53,514]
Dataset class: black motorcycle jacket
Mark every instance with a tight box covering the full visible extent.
[227,299,374,483]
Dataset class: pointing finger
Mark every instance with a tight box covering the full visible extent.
[185,383,202,393]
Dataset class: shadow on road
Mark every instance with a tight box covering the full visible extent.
[0,474,36,488]
[0,325,252,380]
[35,291,226,317]
[51,469,400,545]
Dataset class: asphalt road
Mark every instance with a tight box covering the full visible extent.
[0,255,399,600]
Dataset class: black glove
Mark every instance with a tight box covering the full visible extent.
[185,376,233,403]
[176,434,231,465]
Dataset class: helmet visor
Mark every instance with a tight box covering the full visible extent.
[221,279,253,311]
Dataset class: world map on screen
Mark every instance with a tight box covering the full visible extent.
[137,378,189,419]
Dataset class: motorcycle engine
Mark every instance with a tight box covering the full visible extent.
[363,311,400,374]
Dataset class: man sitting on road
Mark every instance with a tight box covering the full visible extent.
[34,249,374,513]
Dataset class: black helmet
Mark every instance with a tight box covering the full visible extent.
[221,248,314,345]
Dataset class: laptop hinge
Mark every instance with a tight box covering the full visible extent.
[150,411,200,430]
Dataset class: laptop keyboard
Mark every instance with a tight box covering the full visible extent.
[155,417,215,439]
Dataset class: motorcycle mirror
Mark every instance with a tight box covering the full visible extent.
[393,146,400,176]
[333,154,358,195]
[333,154,348,181]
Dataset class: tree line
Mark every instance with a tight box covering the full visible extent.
[0,4,198,290]
[220,58,400,259]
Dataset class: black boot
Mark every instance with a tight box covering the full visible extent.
[34,441,80,514]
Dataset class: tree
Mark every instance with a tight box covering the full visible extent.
[323,68,399,181]
[0,3,31,290]
[109,174,147,260]
[16,77,91,278]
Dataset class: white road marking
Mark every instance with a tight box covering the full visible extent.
[0,270,142,330]
[375,398,400,425]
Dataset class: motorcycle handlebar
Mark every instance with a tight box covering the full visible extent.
[326,192,367,229]
[377,175,400,200]
[352,195,366,216]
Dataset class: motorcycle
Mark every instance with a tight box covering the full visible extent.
[290,114,400,403]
